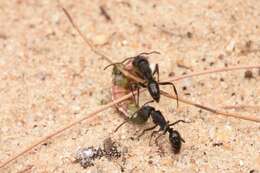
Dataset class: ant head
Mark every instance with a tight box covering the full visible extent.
[132,51,160,66]
[168,129,184,154]
[147,80,160,102]
[132,55,148,67]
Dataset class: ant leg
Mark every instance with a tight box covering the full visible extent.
[152,64,159,82]
[114,108,141,132]
[137,82,146,88]
[143,100,154,106]
[154,133,165,146]
[181,137,185,143]
[158,81,179,108]
[137,124,157,139]
[149,129,161,145]
[136,86,140,106]
[168,120,190,127]
[129,83,140,106]
[116,99,155,133]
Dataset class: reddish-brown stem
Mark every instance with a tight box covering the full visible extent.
[165,65,260,82]
[61,7,143,83]
[161,91,260,122]
[0,92,134,169]
[220,105,260,110]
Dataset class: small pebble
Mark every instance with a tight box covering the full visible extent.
[72,104,81,114]
[122,40,128,46]
[187,32,193,38]
[215,125,234,142]
[92,34,108,45]
[168,72,175,77]
[226,40,236,52]
[218,54,224,60]
[245,40,252,49]
[244,70,253,79]
[0,33,7,39]
[208,127,216,140]
[212,142,223,147]
[160,158,173,166]
[103,137,114,153]
[239,160,244,166]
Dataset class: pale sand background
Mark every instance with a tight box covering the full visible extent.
[0,0,259,172]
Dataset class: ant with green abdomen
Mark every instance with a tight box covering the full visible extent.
[115,100,189,153]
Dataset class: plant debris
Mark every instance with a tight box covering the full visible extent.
[74,138,122,168]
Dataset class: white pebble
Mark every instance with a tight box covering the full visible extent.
[226,40,236,52]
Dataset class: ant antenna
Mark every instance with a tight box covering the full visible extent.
[138,51,161,56]
[104,57,135,70]
[114,100,154,132]
[104,62,122,70]
[143,100,154,106]
[104,51,159,70]
[114,119,129,132]
[114,107,141,132]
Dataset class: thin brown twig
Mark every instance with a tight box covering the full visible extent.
[161,91,260,122]
[1,71,259,169]
[61,5,260,116]
[220,105,260,110]
[61,7,143,83]
[61,6,260,124]
[166,65,260,82]
[62,6,260,98]
[0,92,134,169]
[16,165,33,173]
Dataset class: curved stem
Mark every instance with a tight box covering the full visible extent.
[165,65,260,82]
[0,92,134,169]
[220,105,260,110]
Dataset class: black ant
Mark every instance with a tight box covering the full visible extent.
[104,51,179,106]
[114,101,188,154]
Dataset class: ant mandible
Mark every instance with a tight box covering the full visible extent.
[114,100,189,154]
[104,51,179,106]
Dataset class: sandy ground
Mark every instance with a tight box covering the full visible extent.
[0,0,260,172]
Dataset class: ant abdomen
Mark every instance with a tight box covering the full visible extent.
[130,105,154,124]
[147,80,160,102]
[168,129,185,154]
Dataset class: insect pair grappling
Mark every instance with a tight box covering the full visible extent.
[107,52,187,153]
